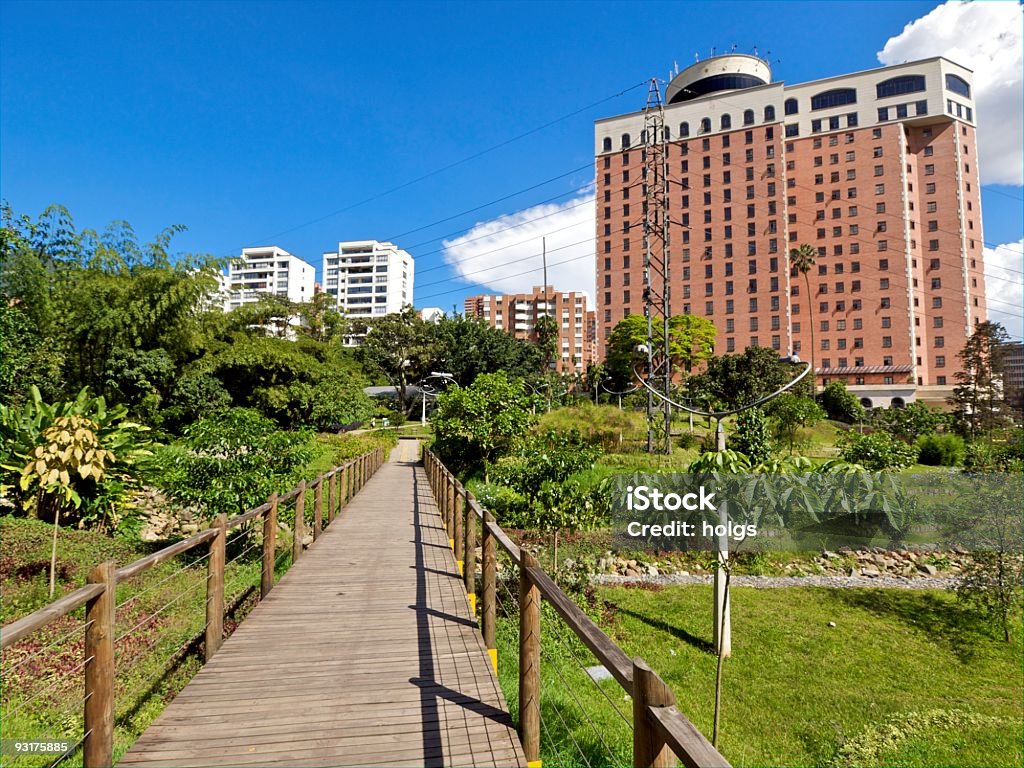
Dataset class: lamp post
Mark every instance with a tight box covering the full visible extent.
[419,372,458,425]
[634,355,812,657]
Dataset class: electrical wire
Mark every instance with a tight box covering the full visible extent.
[235,80,648,251]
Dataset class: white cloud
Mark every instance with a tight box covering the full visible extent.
[984,239,1024,339]
[442,192,596,301]
[878,0,1023,186]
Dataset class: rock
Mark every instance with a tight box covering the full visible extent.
[860,565,880,577]
[823,550,839,560]
[646,565,659,577]
[917,563,938,576]
[302,534,314,547]
[624,568,640,577]
[828,621,837,628]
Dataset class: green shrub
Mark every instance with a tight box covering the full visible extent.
[837,430,917,471]
[152,408,314,519]
[818,381,866,424]
[473,483,531,527]
[730,407,774,465]
[916,433,965,466]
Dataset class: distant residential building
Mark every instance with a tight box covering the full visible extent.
[322,240,414,344]
[420,307,445,323]
[1003,341,1024,408]
[223,246,315,310]
[464,286,598,373]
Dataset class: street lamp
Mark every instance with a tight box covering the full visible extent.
[634,354,811,657]
[419,372,458,425]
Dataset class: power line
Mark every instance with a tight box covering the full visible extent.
[234,80,647,250]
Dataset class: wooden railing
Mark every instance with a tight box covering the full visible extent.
[423,448,730,768]
[0,446,385,768]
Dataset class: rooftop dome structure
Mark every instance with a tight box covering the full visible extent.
[666,54,771,105]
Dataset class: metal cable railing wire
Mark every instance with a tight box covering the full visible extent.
[1,619,94,676]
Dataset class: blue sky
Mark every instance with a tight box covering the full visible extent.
[1,1,1021,332]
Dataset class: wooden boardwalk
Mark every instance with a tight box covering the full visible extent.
[120,442,525,768]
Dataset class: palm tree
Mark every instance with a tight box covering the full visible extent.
[789,244,817,387]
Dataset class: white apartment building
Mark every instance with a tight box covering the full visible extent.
[223,246,316,310]
[322,239,415,330]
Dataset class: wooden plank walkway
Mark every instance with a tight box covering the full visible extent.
[120,442,525,768]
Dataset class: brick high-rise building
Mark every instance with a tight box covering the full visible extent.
[595,55,986,408]
[464,286,598,374]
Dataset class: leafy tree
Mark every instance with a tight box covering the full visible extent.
[532,314,559,373]
[817,380,866,424]
[296,292,347,343]
[153,408,314,519]
[686,346,790,411]
[354,307,436,413]
[197,336,372,429]
[667,314,717,373]
[429,314,540,386]
[1,388,151,594]
[940,476,1023,642]
[0,302,64,405]
[604,314,717,388]
[767,394,824,454]
[789,243,817,379]
[431,371,532,479]
[950,321,1011,443]
[873,400,951,443]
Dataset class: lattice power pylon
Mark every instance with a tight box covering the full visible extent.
[641,78,673,454]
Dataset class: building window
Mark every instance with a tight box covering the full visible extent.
[946,73,971,98]
[878,107,890,122]
[621,133,631,149]
[876,75,926,98]
[721,114,732,130]
[764,105,776,121]
[602,137,612,152]
[811,88,857,110]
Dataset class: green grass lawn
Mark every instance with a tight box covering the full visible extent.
[494,581,1022,767]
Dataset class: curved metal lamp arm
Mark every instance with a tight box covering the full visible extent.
[631,360,812,418]
[599,379,641,397]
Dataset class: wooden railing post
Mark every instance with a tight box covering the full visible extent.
[464,493,477,616]
[633,658,677,768]
[454,488,465,576]
[341,464,350,507]
[205,513,226,662]
[482,511,497,672]
[293,481,306,563]
[519,550,541,766]
[327,473,336,525]
[261,493,278,599]
[445,474,455,548]
[84,561,115,768]
[313,480,323,540]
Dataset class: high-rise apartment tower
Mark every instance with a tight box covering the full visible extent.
[595,55,986,407]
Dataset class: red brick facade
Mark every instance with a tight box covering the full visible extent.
[464,286,598,374]
[595,58,986,402]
